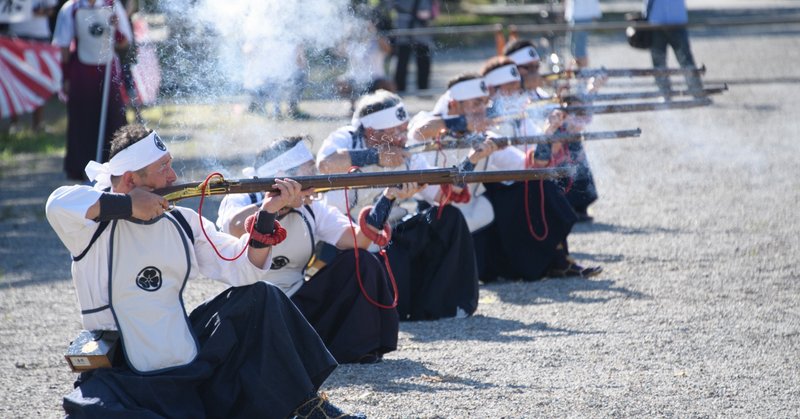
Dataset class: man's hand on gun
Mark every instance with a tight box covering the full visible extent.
[384,182,424,201]
[261,179,314,213]
[130,188,170,221]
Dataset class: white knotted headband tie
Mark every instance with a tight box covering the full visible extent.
[85,131,168,190]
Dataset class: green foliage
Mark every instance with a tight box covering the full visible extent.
[0,128,66,160]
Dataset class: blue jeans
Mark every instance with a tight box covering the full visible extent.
[569,19,593,60]
[650,28,703,94]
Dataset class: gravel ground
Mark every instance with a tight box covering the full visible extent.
[2,8,800,418]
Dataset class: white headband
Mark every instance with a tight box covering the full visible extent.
[85,131,168,190]
[242,141,314,178]
[432,91,452,117]
[484,64,522,87]
[449,78,489,101]
[356,104,409,130]
[507,46,540,65]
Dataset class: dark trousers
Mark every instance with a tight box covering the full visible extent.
[477,181,577,282]
[291,249,399,364]
[394,42,431,92]
[63,282,337,419]
[387,205,479,321]
[650,28,703,94]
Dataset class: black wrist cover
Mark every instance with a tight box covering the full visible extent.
[254,211,276,234]
[366,196,394,229]
[349,148,380,167]
[95,193,132,221]
[444,115,468,133]
[249,211,276,248]
[458,158,476,172]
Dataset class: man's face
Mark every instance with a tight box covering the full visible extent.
[133,153,177,189]
[364,121,409,149]
[284,160,316,177]
[517,61,541,89]
[490,80,523,98]
[456,96,489,116]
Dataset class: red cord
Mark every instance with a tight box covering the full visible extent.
[523,148,549,241]
[343,168,398,309]
[243,216,287,246]
[197,172,250,261]
[436,183,453,220]
[358,207,392,247]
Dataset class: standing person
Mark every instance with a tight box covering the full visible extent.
[645,0,703,99]
[336,6,396,113]
[52,0,131,181]
[564,0,601,69]
[117,0,143,123]
[392,0,436,93]
[6,0,58,133]
[45,124,362,419]
[317,90,491,321]
[247,44,309,119]
[216,137,400,364]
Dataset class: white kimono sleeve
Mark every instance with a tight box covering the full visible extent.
[45,185,104,255]
[317,126,357,163]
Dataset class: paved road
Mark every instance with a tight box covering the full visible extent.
[1,8,799,418]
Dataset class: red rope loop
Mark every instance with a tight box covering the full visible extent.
[357,206,392,248]
[197,172,250,261]
[342,178,398,309]
[440,184,471,204]
[436,184,452,220]
[243,216,287,246]
[523,150,549,241]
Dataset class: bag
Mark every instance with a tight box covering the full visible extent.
[625,12,652,49]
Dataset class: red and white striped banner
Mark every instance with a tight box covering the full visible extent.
[0,36,61,119]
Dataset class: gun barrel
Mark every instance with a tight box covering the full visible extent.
[542,65,707,81]
[564,97,713,115]
[155,168,571,203]
[408,129,642,152]
[579,86,727,102]
[492,128,642,146]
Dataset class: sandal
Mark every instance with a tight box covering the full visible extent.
[548,263,603,279]
[293,392,366,419]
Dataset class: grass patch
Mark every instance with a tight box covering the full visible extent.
[0,129,66,160]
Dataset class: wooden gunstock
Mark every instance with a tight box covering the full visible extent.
[155,167,572,203]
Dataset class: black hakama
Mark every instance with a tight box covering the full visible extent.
[63,281,337,419]
[386,205,480,321]
[476,180,577,282]
[563,142,598,214]
[64,56,127,179]
[291,249,399,364]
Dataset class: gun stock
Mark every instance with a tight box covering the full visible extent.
[154,167,572,203]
